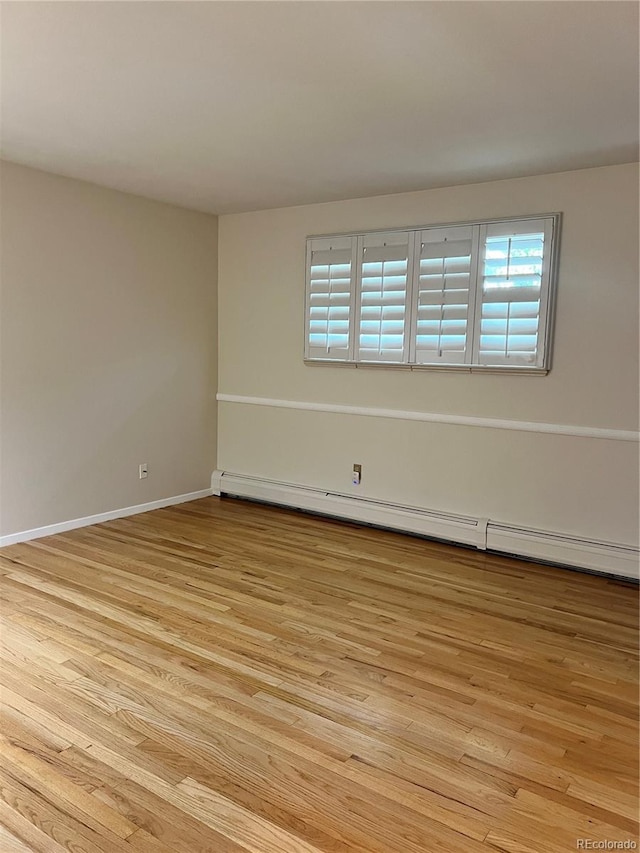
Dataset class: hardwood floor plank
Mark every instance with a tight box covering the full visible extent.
[0,766,133,853]
[0,825,36,853]
[0,736,138,839]
[92,779,249,853]
[0,799,68,853]
[1,496,637,851]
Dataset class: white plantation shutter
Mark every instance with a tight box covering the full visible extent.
[306,236,355,360]
[414,225,476,365]
[304,215,558,370]
[357,231,411,362]
[473,218,554,368]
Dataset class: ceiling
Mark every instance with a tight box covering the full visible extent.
[2,1,638,215]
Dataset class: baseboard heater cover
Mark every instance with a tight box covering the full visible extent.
[212,470,639,581]
[485,523,638,579]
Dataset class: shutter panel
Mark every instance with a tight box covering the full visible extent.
[306,236,355,360]
[357,231,410,363]
[414,225,474,365]
[474,219,552,367]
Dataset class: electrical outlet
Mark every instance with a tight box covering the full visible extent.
[352,463,362,486]
[139,463,148,479]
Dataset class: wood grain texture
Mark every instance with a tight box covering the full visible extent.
[0,496,638,852]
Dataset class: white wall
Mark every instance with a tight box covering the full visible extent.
[217,164,639,550]
[0,162,218,537]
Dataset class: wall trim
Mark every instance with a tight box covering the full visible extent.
[212,470,639,580]
[217,394,639,442]
[0,488,213,548]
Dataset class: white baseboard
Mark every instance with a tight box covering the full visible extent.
[0,488,213,548]
[212,470,639,581]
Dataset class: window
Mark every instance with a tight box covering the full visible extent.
[305,214,559,371]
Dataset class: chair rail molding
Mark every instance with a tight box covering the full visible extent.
[217,394,639,442]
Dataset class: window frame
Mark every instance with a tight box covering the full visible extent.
[304,212,561,374]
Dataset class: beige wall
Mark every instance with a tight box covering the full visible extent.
[217,164,639,547]
[0,162,218,536]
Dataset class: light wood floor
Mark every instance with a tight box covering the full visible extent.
[0,497,638,853]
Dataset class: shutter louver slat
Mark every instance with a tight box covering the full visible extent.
[309,249,353,265]
[421,239,472,259]
[362,246,409,264]
[481,285,541,303]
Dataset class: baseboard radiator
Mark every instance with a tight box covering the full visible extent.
[212,470,639,581]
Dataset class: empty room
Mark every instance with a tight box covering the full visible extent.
[0,2,638,852]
